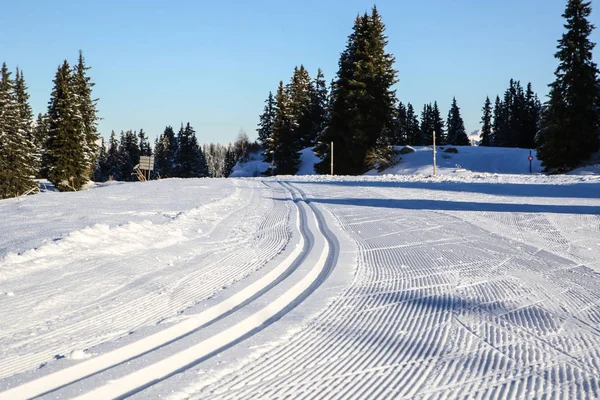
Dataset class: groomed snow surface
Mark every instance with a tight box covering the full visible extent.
[1,147,600,399]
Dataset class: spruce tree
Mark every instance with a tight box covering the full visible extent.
[446,97,470,146]
[73,51,99,178]
[538,0,600,172]
[154,126,177,178]
[310,68,329,144]
[492,95,505,146]
[521,83,541,149]
[420,104,433,145]
[315,7,398,175]
[480,96,493,146]
[288,65,314,148]
[94,137,109,182]
[268,81,300,175]
[223,146,237,177]
[117,130,140,181]
[105,130,120,180]
[138,128,152,156]
[46,60,87,191]
[174,123,208,178]
[257,91,276,148]
[393,101,407,145]
[33,113,49,177]
[0,63,37,198]
[405,103,421,146]
[15,68,34,147]
[431,101,445,145]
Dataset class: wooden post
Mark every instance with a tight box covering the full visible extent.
[433,131,437,176]
[331,141,334,176]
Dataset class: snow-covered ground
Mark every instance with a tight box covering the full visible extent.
[379,146,543,176]
[0,150,599,399]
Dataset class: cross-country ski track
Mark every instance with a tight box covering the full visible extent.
[0,175,600,399]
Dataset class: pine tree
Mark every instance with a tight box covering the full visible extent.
[105,130,120,180]
[154,126,177,178]
[72,51,99,178]
[257,91,276,148]
[310,68,329,143]
[521,83,541,149]
[480,97,493,146]
[392,101,407,145]
[405,103,421,146]
[267,81,300,175]
[94,137,109,182]
[15,68,34,146]
[288,65,314,148]
[117,130,140,181]
[0,63,37,198]
[431,101,445,145]
[33,113,49,177]
[223,146,237,177]
[174,123,208,178]
[492,95,505,146]
[46,60,87,191]
[538,0,600,172]
[315,7,398,175]
[446,97,470,146]
[138,128,151,156]
[420,104,433,145]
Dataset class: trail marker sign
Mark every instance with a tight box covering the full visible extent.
[139,156,155,171]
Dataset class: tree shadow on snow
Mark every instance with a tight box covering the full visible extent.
[304,197,599,215]
[300,180,600,200]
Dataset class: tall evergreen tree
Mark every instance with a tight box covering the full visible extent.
[138,128,152,156]
[33,113,49,177]
[392,101,407,145]
[154,125,177,178]
[521,83,542,149]
[405,103,421,146]
[310,68,329,143]
[538,0,600,172]
[492,95,505,146]
[72,51,99,178]
[15,68,34,145]
[420,103,433,145]
[288,65,314,148]
[223,146,237,177]
[257,91,276,148]
[46,60,87,191]
[431,101,445,145]
[480,96,493,146]
[105,130,120,180]
[268,81,300,175]
[446,97,470,146]
[0,63,37,198]
[315,7,398,175]
[174,123,208,178]
[94,137,109,182]
[117,130,140,181]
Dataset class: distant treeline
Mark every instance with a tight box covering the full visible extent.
[256,1,599,175]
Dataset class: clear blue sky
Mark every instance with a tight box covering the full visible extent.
[1,0,598,144]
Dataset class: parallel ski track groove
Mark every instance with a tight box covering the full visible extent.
[0,181,292,379]
[0,179,338,400]
[192,182,600,400]
[0,181,301,396]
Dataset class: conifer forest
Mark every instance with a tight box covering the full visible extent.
[1,0,599,199]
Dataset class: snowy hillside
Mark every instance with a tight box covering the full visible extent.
[377,145,543,175]
[233,145,599,178]
[233,146,547,177]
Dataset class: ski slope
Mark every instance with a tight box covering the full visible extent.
[0,164,599,398]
